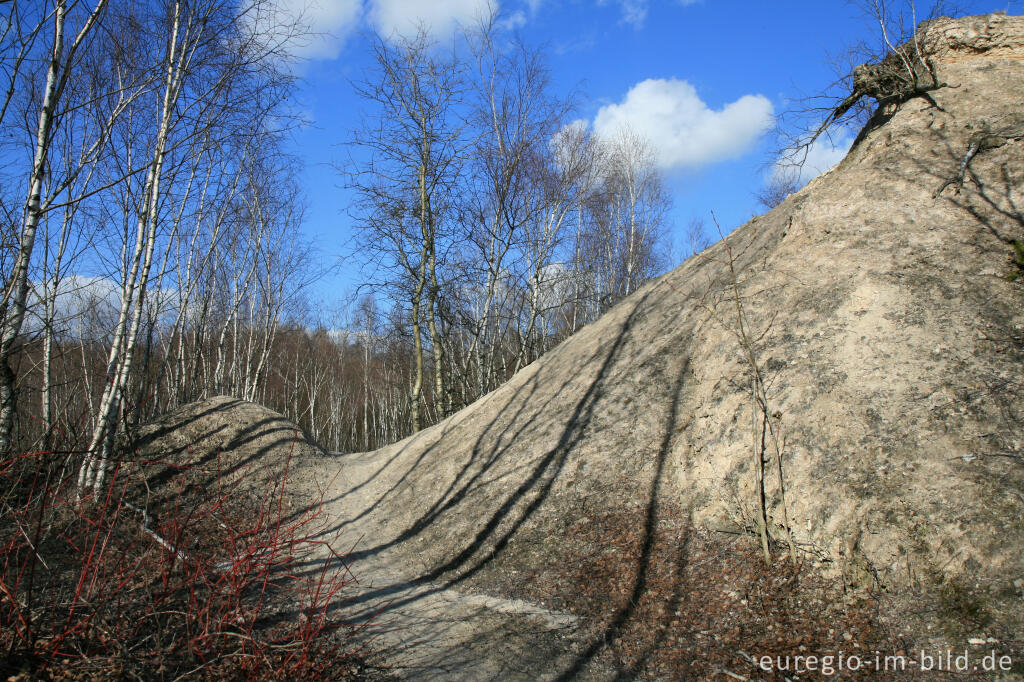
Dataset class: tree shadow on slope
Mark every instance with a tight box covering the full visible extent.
[318,292,657,608]
[550,341,691,680]
[129,397,326,510]
[287,279,890,678]
[459,343,887,680]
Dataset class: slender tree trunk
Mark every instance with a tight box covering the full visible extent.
[410,285,425,431]
[363,337,370,450]
[426,276,446,416]
[80,0,181,494]
[40,206,74,448]
[0,1,67,453]
[0,0,110,453]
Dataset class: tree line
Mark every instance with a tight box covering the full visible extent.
[0,0,315,490]
[0,2,672,474]
[342,17,672,441]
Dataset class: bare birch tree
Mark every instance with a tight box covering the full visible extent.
[455,15,577,391]
[79,0,300,492]
[347,28,465,431]
[0,0,112,453]
[575,128,669,315]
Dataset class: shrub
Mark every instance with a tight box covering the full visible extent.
[0,439,365,680]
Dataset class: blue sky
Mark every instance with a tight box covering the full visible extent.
[275,0,1021,307]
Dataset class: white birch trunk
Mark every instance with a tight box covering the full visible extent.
[79,1,182,494]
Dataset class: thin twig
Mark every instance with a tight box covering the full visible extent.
[122,500,192,563]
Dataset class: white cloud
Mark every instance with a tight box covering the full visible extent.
[244,0,361,60]
[23,276,189,341]
[772,133,855,187]
[592,78,774,171]
[498,9,528,30]
[617,0,647,27]
[598,0,647,28]
[368,0,495,39]
[595,0,702,29]
[561,119,591,136]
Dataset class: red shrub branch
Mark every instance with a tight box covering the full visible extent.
[0,436,366,680]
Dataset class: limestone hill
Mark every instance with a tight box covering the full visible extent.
[325,11,1024,658]
[130,395,332,511]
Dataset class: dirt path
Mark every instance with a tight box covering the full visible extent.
[299,451,595,681]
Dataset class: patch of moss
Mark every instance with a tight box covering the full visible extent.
[1005,239,1024,281]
